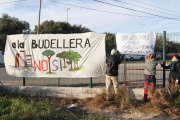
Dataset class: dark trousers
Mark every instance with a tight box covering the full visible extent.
[144,75,156,101]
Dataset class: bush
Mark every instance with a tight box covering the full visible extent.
[147,80,180,116]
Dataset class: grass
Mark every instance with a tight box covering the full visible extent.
[1,80,180,119]
[0,93,58,120]
[87,86,136,109]
[62,66,67,68]
[0,92,108,120]
[87,80,180,117]
[69,66,83,71]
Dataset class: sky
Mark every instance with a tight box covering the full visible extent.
[0,0,180,34]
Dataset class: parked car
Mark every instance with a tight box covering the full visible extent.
[168,53,176,59]
[166,53,169,59]
[155,52,162,60]
[177,53,180,57]
[0,51,4,64]
[158,53,169,60]
[124,54,144,61]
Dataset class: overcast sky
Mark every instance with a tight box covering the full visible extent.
[1,0,180,34]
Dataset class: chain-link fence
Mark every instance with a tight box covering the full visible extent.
[124,60,170,86]
[0,46,122,87]
[0,64,126,87]
[124,32,180,86]
[0,32,179,87]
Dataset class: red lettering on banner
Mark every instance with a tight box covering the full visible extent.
[34,60,41,71]
[42,60,48,71]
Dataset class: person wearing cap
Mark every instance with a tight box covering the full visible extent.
[106,49,121,100]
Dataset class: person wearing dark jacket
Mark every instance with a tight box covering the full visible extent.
[144,53,158,102]
[161,55,180,84]
[106,49,121,100]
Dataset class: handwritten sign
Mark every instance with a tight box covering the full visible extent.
[116,33,156,55]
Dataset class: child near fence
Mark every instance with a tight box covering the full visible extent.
[144,53,158,102]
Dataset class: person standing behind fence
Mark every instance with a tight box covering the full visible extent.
[106,49,121,100]
[161,55,180,85]
[144,53,158,102]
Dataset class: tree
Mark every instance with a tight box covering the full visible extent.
[57,50,82,71]
[31,20,91,34]
[56,51,67,68]
[104,32,116,54]
[154,35,163,52]
[66,61,71,68]
[73,52,82,68]
[64,50,75,70]
[42,50,55,73]
[0,14,30,52]
[154,34,180,53]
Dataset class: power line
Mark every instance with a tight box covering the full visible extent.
[93,0,180,21]
[132,0,180,14]
[49,0,157,18]
[114,0,180,17]
[0,0,27,4]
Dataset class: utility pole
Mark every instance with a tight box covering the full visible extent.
[37,0,42,34]
[140,24,145,32]
[66,8,70,23]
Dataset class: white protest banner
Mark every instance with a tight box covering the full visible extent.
[4,32,106,78]
[116,33,156,55]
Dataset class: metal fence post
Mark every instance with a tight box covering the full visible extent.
[58,78,60,86]
[124,59,127,84]
[23,77,25,86]
[90,77,92,88]
[163,31,166,87]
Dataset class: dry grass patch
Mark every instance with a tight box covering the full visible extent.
[138,80,180,117]
[86,86,136,110]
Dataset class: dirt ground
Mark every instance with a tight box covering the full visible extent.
[51,98,180,120]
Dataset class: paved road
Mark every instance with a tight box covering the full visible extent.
[0,61,170,87]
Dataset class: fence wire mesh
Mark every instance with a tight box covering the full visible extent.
[0,65,125,87]
[124,60,170,86]
[0,32,179,87]
[124,32,180,86]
